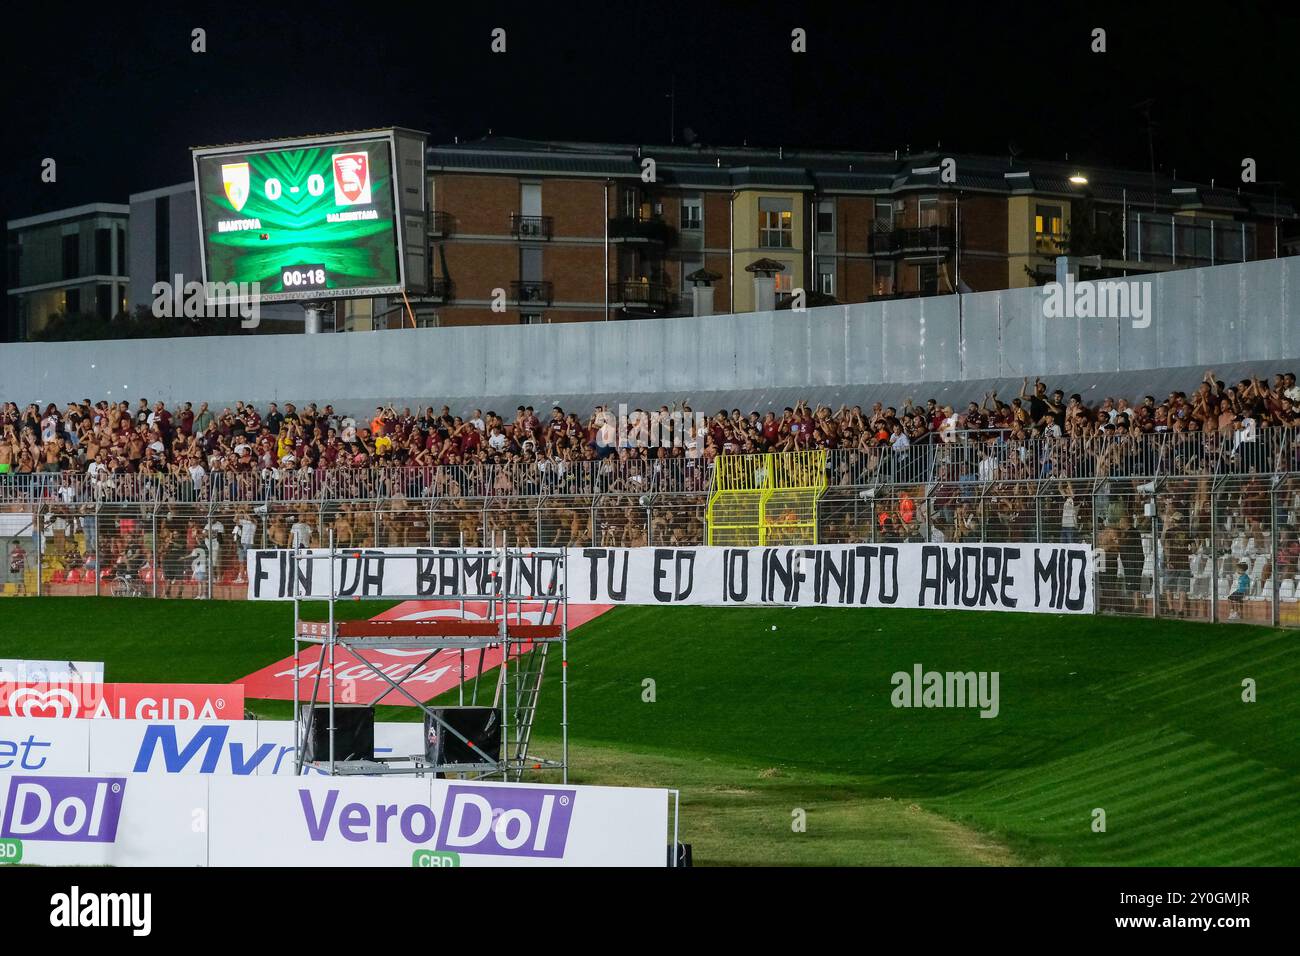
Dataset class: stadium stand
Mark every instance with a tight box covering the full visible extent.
[2,368,1296,486]
[2,368,1298,626]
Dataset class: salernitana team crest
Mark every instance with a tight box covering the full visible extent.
[332,151,371,205]
[221,162,250,212]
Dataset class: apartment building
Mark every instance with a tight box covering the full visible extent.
[342,136,1293,330]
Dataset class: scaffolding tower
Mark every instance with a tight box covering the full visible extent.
[290,534,569,782]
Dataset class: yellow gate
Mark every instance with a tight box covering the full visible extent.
[706,450,827,546]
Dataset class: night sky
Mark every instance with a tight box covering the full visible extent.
[4,2,1297,228]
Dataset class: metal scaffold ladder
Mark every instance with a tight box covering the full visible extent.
[504,640,550,779]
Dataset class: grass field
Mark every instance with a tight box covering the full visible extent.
[2,597,1297,866]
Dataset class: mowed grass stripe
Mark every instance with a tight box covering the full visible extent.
[1096,645,1300,704]
[946,731,1198,809]
[931,730,1300,865]
[1090,630,1291,695]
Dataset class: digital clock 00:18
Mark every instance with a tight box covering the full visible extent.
[281,265,328,289]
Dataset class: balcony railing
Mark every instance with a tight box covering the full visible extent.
[868,225,955,256]
[511,280,553,306]
[609,214,675,244]
[609,279,673,309]
[510,214,553,240]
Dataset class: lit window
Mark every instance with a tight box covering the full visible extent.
[759,198,794,248]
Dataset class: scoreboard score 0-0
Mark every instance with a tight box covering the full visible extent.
[191,128,427,304]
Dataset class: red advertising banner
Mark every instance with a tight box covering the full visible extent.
[236,600,611,705]
[0,682,245,720]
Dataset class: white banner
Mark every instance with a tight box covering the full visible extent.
[0,717,422,777]
[0,772,671,867]
[0,718,91,774]
[209,775,668,867]
[247,543,1094,613]
[0,773,208,867]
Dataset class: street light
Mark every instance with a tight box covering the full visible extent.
[1069,173,1089,185]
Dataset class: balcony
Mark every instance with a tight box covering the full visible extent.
[511,280,553,306]
[867,225,955,257]
[1035,232,1064,255]
[609,278,673,309]
[609,213,675,245]
[510,214,553,240]
[428,211,454,238]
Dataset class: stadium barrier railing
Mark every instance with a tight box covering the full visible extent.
[1,427,1294,506]
[3,434,1296,627]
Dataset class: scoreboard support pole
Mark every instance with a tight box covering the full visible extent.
[302,301,325,334]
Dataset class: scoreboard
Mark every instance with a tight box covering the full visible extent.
[192,129,427,304]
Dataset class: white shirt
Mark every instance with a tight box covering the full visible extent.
[236,518,256,546]
[290,522,313,549]
[978,456,996,482]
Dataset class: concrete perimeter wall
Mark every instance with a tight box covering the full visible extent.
[2,256,1295,415]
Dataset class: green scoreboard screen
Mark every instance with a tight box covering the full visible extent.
[193,133,404,302]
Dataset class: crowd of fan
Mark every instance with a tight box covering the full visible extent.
[1,369,1297,487]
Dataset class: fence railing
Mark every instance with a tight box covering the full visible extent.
[3,472,1297,627]
[2,427,1295,506]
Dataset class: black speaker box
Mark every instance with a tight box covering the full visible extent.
[299,704,375,762]
[424,707,501,766]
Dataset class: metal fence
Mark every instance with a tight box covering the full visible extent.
[3,443,1297,629]
[3,428,1295,506]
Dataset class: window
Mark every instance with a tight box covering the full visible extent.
[96,283,111,321]
[874,199,894,231]
[1035,204,1063,252]
[520,183,542,218]
[817,200,834,234]
[873,260,895,296]
[64,288,81,315]
[520,313,545,325]
[623,188,639,218]
[62,234,79,280]
[520,247,543,282]
[413,312,439,329]
[95,228,111,275]
[681,198,702,231]
[918,263,939,295]
[155,196,170,282]
[759,198,793,248]
[918,197,940,228]
[818,267,835,295]
[116,225,126,276]
[774,273,793,297]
